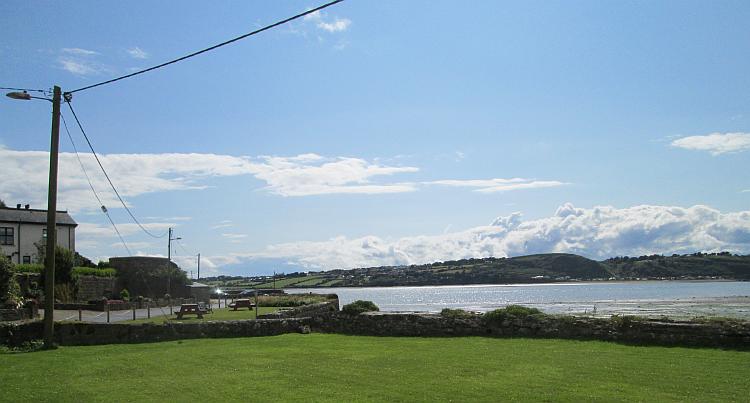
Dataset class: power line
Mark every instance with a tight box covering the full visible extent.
[61,112,133,256]
[65,100,167,239]
[68,0,345,94]
[0,86,48,93]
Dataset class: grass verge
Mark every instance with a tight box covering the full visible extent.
[1,334,748,402]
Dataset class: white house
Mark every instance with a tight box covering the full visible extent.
[0,204,77,264]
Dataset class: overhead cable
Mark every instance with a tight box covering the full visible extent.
[61,112,133,255]
[68,0,345,94]
[65,100,167,239]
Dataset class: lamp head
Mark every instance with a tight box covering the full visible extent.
[6,91,32,100]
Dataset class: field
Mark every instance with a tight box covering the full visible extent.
[2,334,748,402]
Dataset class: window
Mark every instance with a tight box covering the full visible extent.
[0,227,13,245]
[23,256,31,264]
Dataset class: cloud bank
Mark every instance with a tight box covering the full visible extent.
[671,132,750,155]
[229,203,750,270]
[1,148,561,212]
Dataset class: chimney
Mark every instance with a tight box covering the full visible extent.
[16,204,21,209]
[24,204,30,209]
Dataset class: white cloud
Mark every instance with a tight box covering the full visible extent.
[221,233,248,239]
[61,48,98,56]
[671,132,750,155]
[253,154,418,196]
[126,47,148,59]
[427,178,568,193]
[228,203,750,270]
[0,148,421,212]
[58,58,101,76]
[303,10,351,33]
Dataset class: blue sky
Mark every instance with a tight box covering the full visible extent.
[1,1,749,276]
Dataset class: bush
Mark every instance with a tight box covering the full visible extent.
[257,294,330,307]
[120,288,130,301]
[440,308,475,319]
[14,264,43,274]
[483,305,544,324]
[341,300,379,315]
[72,267,116,277]
[0,256,21,306]
[39,246,75,285]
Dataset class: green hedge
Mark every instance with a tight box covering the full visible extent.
[72,267,117,277]
[483,305,544,324]
[14,264,43,274]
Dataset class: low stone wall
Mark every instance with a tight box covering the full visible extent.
[0,302,38,322]
[315,312,750,349]
[0,318,311,347]
[259,300,339,320]
[76,276,116,302]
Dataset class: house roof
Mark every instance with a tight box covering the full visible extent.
[0,207,78,226]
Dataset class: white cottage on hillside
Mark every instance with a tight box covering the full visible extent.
[0,204,77,264]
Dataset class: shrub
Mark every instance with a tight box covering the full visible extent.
[72,267,116,277]
[120,288,130,301]
[483,305,544,324]
[1,256,21,306]
[54,283,76,303]
[14,264,43,274]
[39,246,75,285]
[341,300,379,315]
[440,308,475,318]
[257,294,330,307]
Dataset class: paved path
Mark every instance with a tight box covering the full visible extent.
[42,301,225,323]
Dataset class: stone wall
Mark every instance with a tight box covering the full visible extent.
[0,302,38,322]
[0,318,311,347]
[315,312,750,349]
[76,276,116,302]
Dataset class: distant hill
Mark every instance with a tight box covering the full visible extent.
[603,252,750,280]
[203,252,750,289]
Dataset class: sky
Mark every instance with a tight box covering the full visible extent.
[1,1,749,277]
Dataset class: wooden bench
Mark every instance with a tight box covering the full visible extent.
[228,299,256,311]
[176,303,204,319]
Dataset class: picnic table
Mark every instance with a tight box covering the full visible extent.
[176,303,204,319]
[228,299,256,311]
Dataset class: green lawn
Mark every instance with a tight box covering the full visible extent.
[129,306,282,324]
[2,334,748,402]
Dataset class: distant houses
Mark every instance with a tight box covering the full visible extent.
[0,204,77,264]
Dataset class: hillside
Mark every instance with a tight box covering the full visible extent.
[202,252,750,289]
[603,253,750,280]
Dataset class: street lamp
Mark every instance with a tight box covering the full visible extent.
[6,86,64,349]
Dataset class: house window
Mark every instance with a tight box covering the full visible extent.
[23,256,31,264]
[0,227,13,245]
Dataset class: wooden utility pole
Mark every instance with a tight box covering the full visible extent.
[197,253,201,279]
[43,85,62,349]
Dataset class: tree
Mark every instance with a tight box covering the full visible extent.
[0,199,6,208]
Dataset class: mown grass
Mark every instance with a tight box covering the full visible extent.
[128,306,281,324]
[1,334,748,402]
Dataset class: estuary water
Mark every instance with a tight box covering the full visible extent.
[287,281,750,319]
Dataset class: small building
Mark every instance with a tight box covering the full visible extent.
[0,204,77,264]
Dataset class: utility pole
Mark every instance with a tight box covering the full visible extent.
[166,227,180,295]
[43,86,62,349]
[197,253,201,280]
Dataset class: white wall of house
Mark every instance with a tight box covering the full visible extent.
[0,222,75,264]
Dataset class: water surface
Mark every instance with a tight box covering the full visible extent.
[288,281,750,319]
